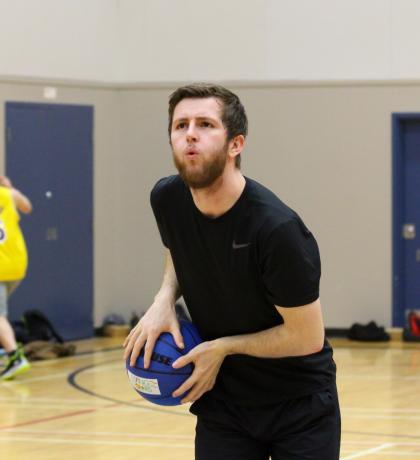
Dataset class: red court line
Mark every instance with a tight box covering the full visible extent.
[0,402,119,431]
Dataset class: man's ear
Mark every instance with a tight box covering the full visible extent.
[228,135,245,160]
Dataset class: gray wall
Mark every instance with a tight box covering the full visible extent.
[117,81,420,328]
[2,79,419,328]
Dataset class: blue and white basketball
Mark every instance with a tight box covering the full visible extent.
[126,320,202,406]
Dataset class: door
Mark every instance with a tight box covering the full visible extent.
[5,102,94,340]
[392,114,420,327]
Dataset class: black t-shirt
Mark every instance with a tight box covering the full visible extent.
[150,175,336,406]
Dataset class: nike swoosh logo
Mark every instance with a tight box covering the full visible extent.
[232,241,251,249]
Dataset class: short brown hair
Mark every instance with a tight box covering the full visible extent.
[168,83,248,168]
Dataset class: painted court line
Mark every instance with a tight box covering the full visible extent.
[0,395,162,431]
[0,395,143,408]
[343,407,420,414]
[0,434,417,455]
[6,431,420,445]
[344,429,420,441]
[0,436,193,449]
[341,450,420,457]
[340,374,420,381]
[368,451,420,457]
[0,407,101,430]
[5,361,122,384]
[26,347,122,365]
[2,428,194,439]
[340,442,394,460]
[0,396,97,404]
[0,401,154,413]
[345,414,420,421]
[11,371,71,383]
[0,401,121,430]
[342,440,420,447]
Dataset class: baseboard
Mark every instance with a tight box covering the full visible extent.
[92,326,405,341]
[326,327,404,341]
[325,328,349,338]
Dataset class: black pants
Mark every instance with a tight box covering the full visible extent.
[190,385,341,460]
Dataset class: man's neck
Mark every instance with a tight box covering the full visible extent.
[190,169,246,218]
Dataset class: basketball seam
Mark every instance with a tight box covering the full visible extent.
[181,323,201,346]
[157,336,184,353]
[155,322,200,353]
[128,368,191,376]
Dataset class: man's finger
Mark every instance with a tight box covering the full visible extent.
[129,335,146,366]
[181,380,211,404]
[123,330,140,360]
[181,388,202,404]
[142,335,158,369]
[171,326,185,349]
[123,323,141,349]
[172,354,191,369]
[123,335,135,360]
[172,375,195,398]
[123,328,135,348]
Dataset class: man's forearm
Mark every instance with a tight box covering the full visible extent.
[216,301,325,359]
[154,250,181,305]
[124,250,184,362]
[217,326,319,360]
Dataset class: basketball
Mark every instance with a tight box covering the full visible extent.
[126,320,202,406]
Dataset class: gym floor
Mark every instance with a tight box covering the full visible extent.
[0,335,420,460]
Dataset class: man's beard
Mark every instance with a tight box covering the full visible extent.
[173,144,228,189]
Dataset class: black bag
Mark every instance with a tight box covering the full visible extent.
[348,321,390,342]
[16,309,64,344]
[11,320,30,344]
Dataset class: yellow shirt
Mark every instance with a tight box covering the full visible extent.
[0,186,28,280]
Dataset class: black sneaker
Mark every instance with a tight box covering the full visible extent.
[0,349,30,381]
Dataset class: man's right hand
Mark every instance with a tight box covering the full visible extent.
[123,297,184,367]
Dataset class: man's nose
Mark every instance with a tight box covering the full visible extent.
[186,123,198,142]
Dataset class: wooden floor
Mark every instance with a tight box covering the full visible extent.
[1,336,420,460]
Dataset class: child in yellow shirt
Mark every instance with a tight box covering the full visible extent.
[0,176,32,380]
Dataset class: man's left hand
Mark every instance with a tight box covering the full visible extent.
[171,339,226,404]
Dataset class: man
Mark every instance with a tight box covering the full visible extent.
[124,83,340,459]
[0,175,32,380]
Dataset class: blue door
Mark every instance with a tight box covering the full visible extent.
[392,114,420,327]
[5,102,94,340]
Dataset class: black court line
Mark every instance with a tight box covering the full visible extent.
[67,359,192,417]
[74,345,122,357]
[68,348,420,438]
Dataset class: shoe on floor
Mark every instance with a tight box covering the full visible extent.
[0,352,30,381]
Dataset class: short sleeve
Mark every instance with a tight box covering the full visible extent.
[150,179,169,248]
[260,219,321,307]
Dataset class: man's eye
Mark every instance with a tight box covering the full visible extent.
[176,122,187,129]
[201,122,212,128]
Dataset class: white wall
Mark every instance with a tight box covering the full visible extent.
[0,0,119,82]
[1,0,420,82]
[391,0,420,77]
[118,0,268,82]
[119,0,420,82]
[265,0,391,80]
